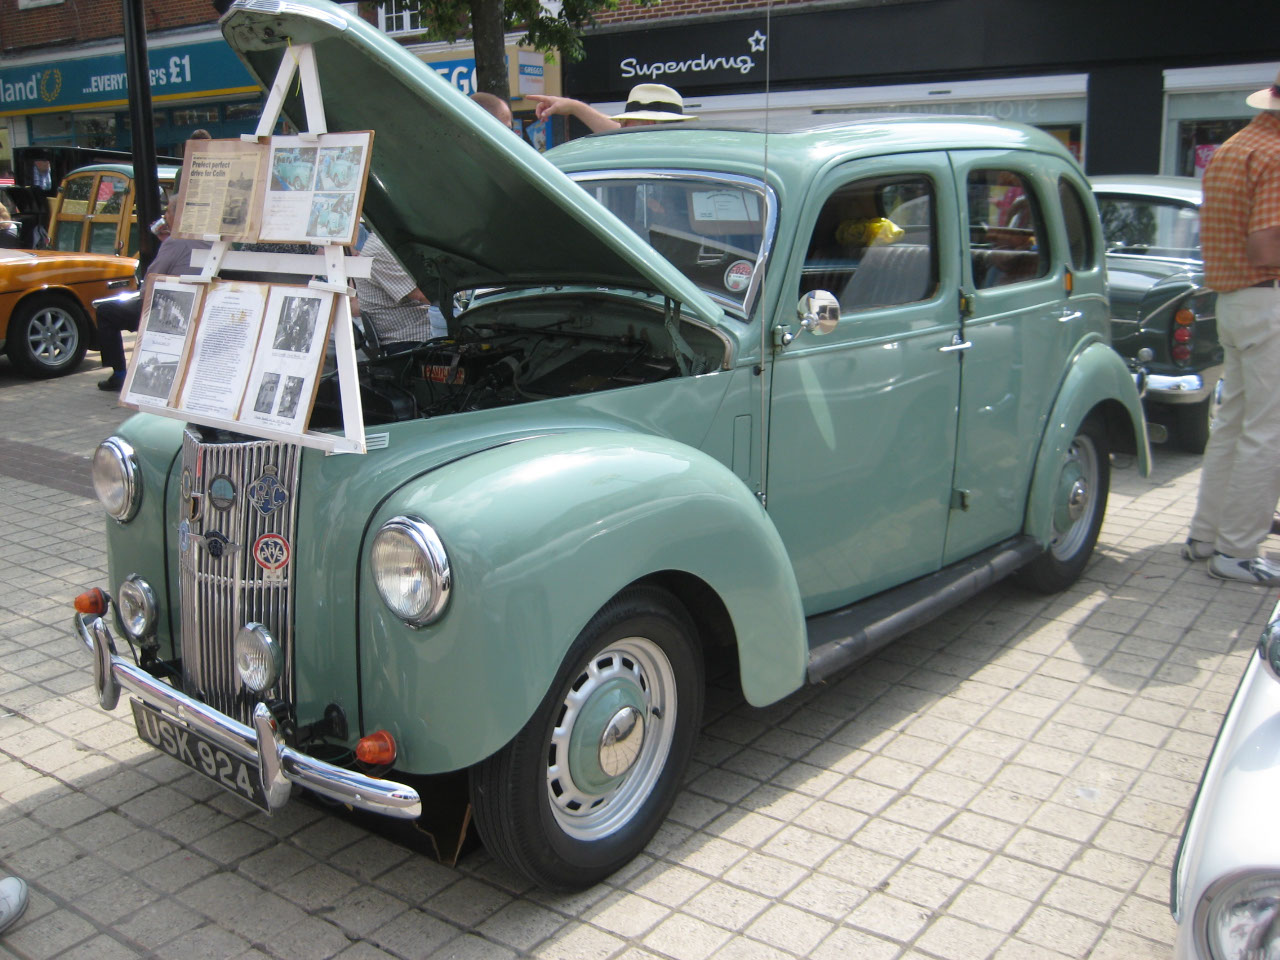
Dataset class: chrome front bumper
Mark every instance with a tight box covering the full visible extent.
[77,612,422,820]
[1146,369,1222,404]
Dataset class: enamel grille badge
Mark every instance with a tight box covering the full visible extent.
[252,533,290,580]
[247,465,289,518]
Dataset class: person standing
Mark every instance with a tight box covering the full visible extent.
[1184,70,1280,584]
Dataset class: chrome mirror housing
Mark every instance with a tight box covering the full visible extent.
[796,290,840,336]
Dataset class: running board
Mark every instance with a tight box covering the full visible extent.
[806,535,1043,684]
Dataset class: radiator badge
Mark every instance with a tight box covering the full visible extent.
[203,530,235,560]
[209,475,236,511]
[178,519,190,554]
[252,533,290,579]
[180,467,193,502]
[247,465,289,517]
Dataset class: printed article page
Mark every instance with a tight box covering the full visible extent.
[171,140,265,241]
[258,132,373,246]
[178,281,270,419]
[122,279,205,409]
[240,286,336,432]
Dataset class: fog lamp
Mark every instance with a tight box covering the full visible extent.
[92,437,141,522]
[371,517,451,627]
[116,575,157,640]
[235,623,283,693]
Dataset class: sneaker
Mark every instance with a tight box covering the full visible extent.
[97,372,124,392]
[0,876,27,934]
[1208,552,1280,586]
[1182,538,1214,560]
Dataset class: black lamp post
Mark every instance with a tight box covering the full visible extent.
[122,0,161,271]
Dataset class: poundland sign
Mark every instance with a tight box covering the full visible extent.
[0,40,257,117]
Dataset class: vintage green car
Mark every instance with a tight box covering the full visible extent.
[76,0,1149,890]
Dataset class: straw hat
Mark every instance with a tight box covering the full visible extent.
[609,83,696,123]
[1245,69,1280,110]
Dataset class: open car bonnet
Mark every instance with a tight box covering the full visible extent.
[220,0,724,326]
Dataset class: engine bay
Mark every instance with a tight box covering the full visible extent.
[312,292,730,427]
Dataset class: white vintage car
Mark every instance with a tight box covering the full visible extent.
[1172,595,1280,958]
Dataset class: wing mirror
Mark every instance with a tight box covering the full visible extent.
[797,290,839,335]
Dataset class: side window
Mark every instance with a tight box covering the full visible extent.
[1058,177,1096,271]
[58,175,94,217]
[968,170,1049,289]
[94,175,129,215]
[801,174,938,313]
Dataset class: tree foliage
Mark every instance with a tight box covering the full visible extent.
[406,0,655,99]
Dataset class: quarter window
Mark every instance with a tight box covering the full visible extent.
[968,170,1049,289]
[1058,177,1096,271]
[801,175,938,313]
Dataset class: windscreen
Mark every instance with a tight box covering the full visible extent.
[573,173,771,314]
[1097,195,1201,261]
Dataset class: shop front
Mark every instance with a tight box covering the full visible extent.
[0,30,268,171]
[1164,63,1280,177]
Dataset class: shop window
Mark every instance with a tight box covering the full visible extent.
[173,107,220,126]
[802,174,938,312]
[967,170,1048,289]
[378,0,423,34]
[1057,178,1096,271]
[1177,119,1249,178]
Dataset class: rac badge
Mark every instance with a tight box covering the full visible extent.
[252,533,290,579]
[247,465,289,518]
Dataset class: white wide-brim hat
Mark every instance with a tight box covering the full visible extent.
[1246,70,1280,110]
[609,83,697,123]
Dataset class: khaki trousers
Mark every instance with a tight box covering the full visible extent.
[1189,287,1280,557]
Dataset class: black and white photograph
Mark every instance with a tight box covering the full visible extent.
[146,287,198,337]
[253,372,280,415]
[271,295,321,354]
[129,352,182,401]
[278,375,305,419]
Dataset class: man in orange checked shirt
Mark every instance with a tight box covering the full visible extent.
[1185,69,1280,585]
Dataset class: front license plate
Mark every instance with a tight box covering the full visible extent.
[131,699,269,812]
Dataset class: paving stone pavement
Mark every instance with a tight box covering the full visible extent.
[0,354,1274,960]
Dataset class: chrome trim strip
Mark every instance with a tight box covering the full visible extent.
[1147,373,1205,396]
[78,612,421,819]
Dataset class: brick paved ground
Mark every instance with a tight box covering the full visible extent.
[0,355,1273,960]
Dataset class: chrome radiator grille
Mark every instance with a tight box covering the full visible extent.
[179,428,301,725]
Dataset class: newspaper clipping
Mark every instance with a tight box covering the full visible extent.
[122,279,205,409]
[171,142,265,241]
[178,281,271,419]
[240,286,336,431]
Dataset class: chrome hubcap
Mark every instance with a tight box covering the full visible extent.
[1049,434,1099,560]
[599,705,644,777]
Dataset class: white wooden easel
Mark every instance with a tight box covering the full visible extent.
[182,42,369,455]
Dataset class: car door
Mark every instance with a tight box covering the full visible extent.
[942,153,1079,562]
[50,170,132,255]
[765,153,964,616]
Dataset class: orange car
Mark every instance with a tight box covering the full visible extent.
[0,248,137,377]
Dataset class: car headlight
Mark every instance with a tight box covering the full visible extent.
[1199,872,1280,960]
[371,516,451,627]
[92,437,141,522]
[235,623,283,693]
[1259,620,1280,681]
[116,575,157,640]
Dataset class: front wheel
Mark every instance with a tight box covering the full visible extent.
[469,586,704,890]
[6,295,88,377]
[1017,417,1110,594]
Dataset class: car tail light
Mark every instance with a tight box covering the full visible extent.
[1172,307,1197,366]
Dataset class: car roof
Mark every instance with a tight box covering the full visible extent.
[1089,174,1202,205]
[64,163,181,181]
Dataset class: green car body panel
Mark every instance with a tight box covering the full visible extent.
[81,0,1150,869]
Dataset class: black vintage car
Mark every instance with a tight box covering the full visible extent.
[1091,175,1221,453]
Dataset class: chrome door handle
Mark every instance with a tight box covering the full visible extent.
[939,338,972,353]
[1058,310,1083,323]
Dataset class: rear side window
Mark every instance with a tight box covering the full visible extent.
[801,174,938,313]
[1058,177,1096,270]
[967,170,1049,289]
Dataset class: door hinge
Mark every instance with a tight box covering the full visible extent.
[950,488,970,511]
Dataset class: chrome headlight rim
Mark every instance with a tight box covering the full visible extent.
[235,622,284,693]
[371,516,451,628]
[1259,619,1280,682]
[1195,869,1280,960]
[93,436,141,522]
[116,574,157,640]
